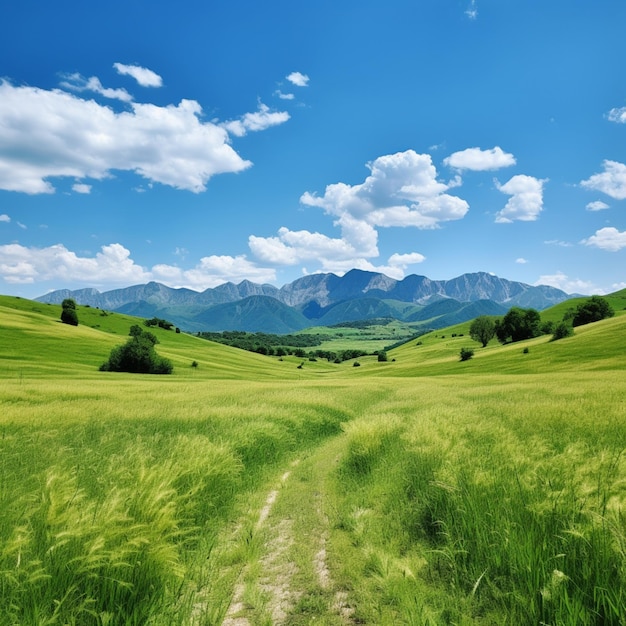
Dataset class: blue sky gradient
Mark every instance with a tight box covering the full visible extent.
[1,0,625,298]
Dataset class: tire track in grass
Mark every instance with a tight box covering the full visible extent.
[223,464,299,625]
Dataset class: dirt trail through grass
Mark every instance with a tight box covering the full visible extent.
[220,440,356,625]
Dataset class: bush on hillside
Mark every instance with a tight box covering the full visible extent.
[459,347,474,362]
[570,295,614,327]
[551,321,574,341]
[100,327,173,374]
[495,307,541,344]
[60,298,79,326]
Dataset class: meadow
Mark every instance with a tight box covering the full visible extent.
[1,295,625,624]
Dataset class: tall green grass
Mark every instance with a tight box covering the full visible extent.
[329,372,626,624]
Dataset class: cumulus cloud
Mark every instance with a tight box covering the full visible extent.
[0,242,277,291]
[0,243,150,285]
[59,73,133,102]
[582,227,626,252]
[0,80,257,194]
[0,214,10,223]
[221,102,290,137]
[534,271,597,294]
[607,107,626,124]
[275,90,295,100]
[444,146,515,171]
[586,200,609,211]
[516,257,528,264]
[301,150,469,228]
[72,183,92,194]
[152,255,276,290]
[248,151,459,279]
[580,160,626,200]
[495,174,547,223]
[113,63,163,87]
[286,72,309,87]
[388,252,426,267]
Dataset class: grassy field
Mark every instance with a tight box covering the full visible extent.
[1,295,625,624]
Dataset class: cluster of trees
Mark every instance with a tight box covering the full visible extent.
[100,325,173,374]
[197,330,329,355]
[60,298,79,326]
[144,317,175,330]
[469,296,614,348]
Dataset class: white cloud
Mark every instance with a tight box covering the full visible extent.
[113,63,163,88]
[0,242,276,291]
[535,272,597,295]
[0,243,150,285]
[586,200,609,211]
[516,257,528,264]
[301,150,469,228]
[72,183,92,194]
[59,73,133,102]
[495,174,547,223]
[286,72,309,87]
[444,146,515,171]
[0,80,254,194]
[249,150,466,279]
[582,227,626,252]
[152,255,276,290]
[221,102,290,137]
[0,214,10,223]
[580,160,626,200]
[545,239,573,247]
[388,252,426,267]
[465,0,478,19]
[275,90,295,100]
[607,107,626,124]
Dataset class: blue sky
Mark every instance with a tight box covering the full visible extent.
[1,0,625,299]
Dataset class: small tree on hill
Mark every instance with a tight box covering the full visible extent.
[551,321,573,341]
[571,295,614,327]
[100,326,172,374]
[60,298,79,326]
[459,347,474,361]
[495,307,541,344]
[469,316,496,347]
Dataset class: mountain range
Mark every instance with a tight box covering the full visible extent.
[36,270,573,334]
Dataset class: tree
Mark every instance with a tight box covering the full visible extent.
[100,327,172,374]
[377,350,388,362]
[495,307,541,344]
[571,295,614,327]
[551,321,573,341]
[61,298,79,326]
[469,316,496,347]
[459,347,474,361]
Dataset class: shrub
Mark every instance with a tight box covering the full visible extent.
[100,327,173,374]
[571,295,614,327]
[60,298,79,326]
[353,361,361,367]
[470,316,496,347]
[60,307,79,326]
[551,321,574,341]
[377,350,388,362]
[459,347,474,361]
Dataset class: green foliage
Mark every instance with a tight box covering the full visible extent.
[469,315,496,347]
[495,307,542,343]
[552,321,574,341]
[459,347,474,361]
[100,327,172,374]
[377,350,388,362]
[571,295,615,327]
[60,298,79,326]
[145,316,174,330]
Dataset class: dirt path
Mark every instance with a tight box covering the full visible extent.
[220,449,357,625]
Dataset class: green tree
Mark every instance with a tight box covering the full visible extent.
[469,316,496,347]
[459,347,474,361]
[100,327,172,374]
[495,307,541,343]
[551,321,573,341]
[60,298,79,326]
[377,350,388,362]
[571,295,614,327]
